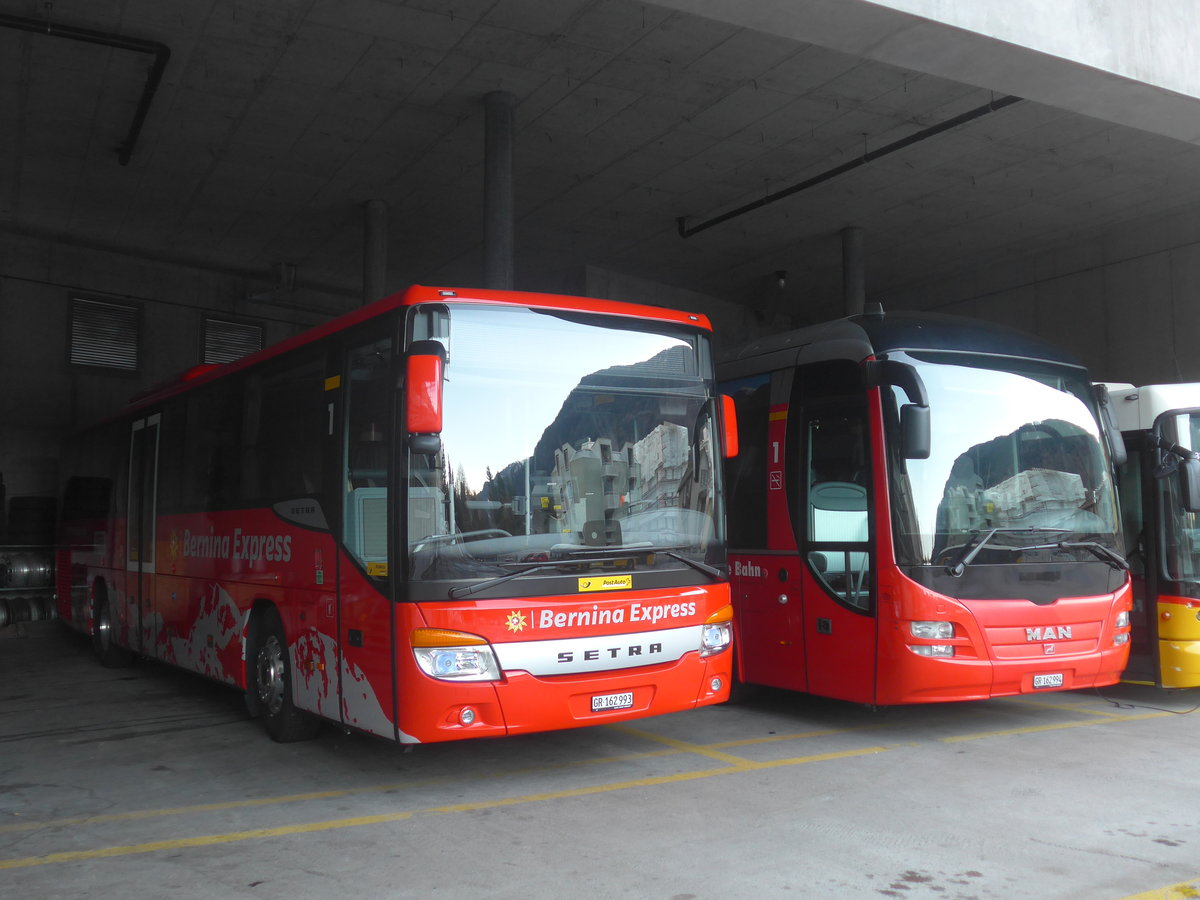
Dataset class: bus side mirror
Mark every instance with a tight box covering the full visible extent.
[721,394,739,459]
[1093,384,1127,467]
[1181,457,1200,513]
[901,404,931,460]
[863,358,930,460]
[405,340,445,454]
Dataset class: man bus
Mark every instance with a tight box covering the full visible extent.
[1103,382,1200,688]
[58,285,736,743]
[721,307,1131,704]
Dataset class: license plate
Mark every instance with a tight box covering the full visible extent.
[591,691,634,712]
[1033,673,1064,689]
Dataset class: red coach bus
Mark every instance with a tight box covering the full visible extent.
[57,286,735,743]
[721,308,1132,704]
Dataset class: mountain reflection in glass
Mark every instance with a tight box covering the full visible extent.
[408,305,723,586]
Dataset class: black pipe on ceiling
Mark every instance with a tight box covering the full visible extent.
[677,93,1024,239]
[0,11,171,166]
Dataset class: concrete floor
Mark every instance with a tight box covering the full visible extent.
[2,620,1199,900]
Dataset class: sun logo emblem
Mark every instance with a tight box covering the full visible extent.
[505,611,527,633]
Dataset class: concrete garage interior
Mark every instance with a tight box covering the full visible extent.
[5,0,1200,513]
[4,4,1200,899]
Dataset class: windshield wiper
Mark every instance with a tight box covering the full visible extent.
[448,545,723,598]
[944,527,1070,577]
[945,528,1126,575]
[564,544,723,579]
[447,560,565,599]
[945,528,998,577]
[665,551,723,580]
[1018,540,1129,571]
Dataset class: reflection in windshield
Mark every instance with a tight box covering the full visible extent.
[889,353,1120,567]
[408,306,722,585]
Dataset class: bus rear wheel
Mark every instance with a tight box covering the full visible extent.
[251,610,320,742]
[91,586,132,668]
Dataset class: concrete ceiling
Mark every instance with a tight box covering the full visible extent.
[4,0,1200,321]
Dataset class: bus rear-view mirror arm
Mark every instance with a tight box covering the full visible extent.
[1092,384,1128,468]
[863,359,930,460]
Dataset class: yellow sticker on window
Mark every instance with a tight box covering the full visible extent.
[578,574,632,592]
[367,562,388,577]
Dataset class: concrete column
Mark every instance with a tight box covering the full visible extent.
[484,90,516,291]
[841,226,865,317]
[363,199,388,306]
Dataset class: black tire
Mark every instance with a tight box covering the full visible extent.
[250,609,321,742]
[92,585,133,668]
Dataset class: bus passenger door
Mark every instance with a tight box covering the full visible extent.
[126,414,161,654]
[798,401,878,703]
[338,335,397,738]
[725,374,808,692]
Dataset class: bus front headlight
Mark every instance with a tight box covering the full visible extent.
[700,605,733,657]
[910,620,955,639]
[412,628,501,681]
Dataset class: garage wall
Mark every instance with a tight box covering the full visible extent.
[0,235,339,514]
[882,203,1200,386]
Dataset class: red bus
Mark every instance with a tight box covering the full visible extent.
[1104,382,1200,687]
[721,309,1132,704]
[57,286,736,743]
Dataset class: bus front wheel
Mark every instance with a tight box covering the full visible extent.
[250,610,321,743]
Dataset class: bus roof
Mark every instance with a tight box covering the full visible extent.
[1103,382,1200,431]
[127,285,713,410]
[718,309,1085,379]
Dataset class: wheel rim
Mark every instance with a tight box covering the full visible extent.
[256,634,286,715]
[95,600,112,651]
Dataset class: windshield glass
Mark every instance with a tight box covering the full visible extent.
[1158,411,1200,581]
[407,305,723,587]
[888,351,1120,567]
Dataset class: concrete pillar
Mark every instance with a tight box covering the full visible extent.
[484,90,516,291]
[363,199,388,306]
[842,226,865,317]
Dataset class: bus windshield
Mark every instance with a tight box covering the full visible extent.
[408,305,723,587]
[888,351,1120,568]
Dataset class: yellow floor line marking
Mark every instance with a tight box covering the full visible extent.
[1004,697,1127,717]
[1115,877,1200,899]
[605,723,751,763]
[940,710,1171,743]
[709,727,857,749]
[0,746,686,836]
[2,701,1168,837]
[0,746,887,871]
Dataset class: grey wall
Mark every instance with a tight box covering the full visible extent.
[881,204,1200,385]
[0,235,341,511]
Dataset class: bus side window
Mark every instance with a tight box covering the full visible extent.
[724,374,771,548]
[183,379,240,511]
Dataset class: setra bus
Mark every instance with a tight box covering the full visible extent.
[720,307,1132,704]
[1103,382,1200,688]
[57,285,736,743]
